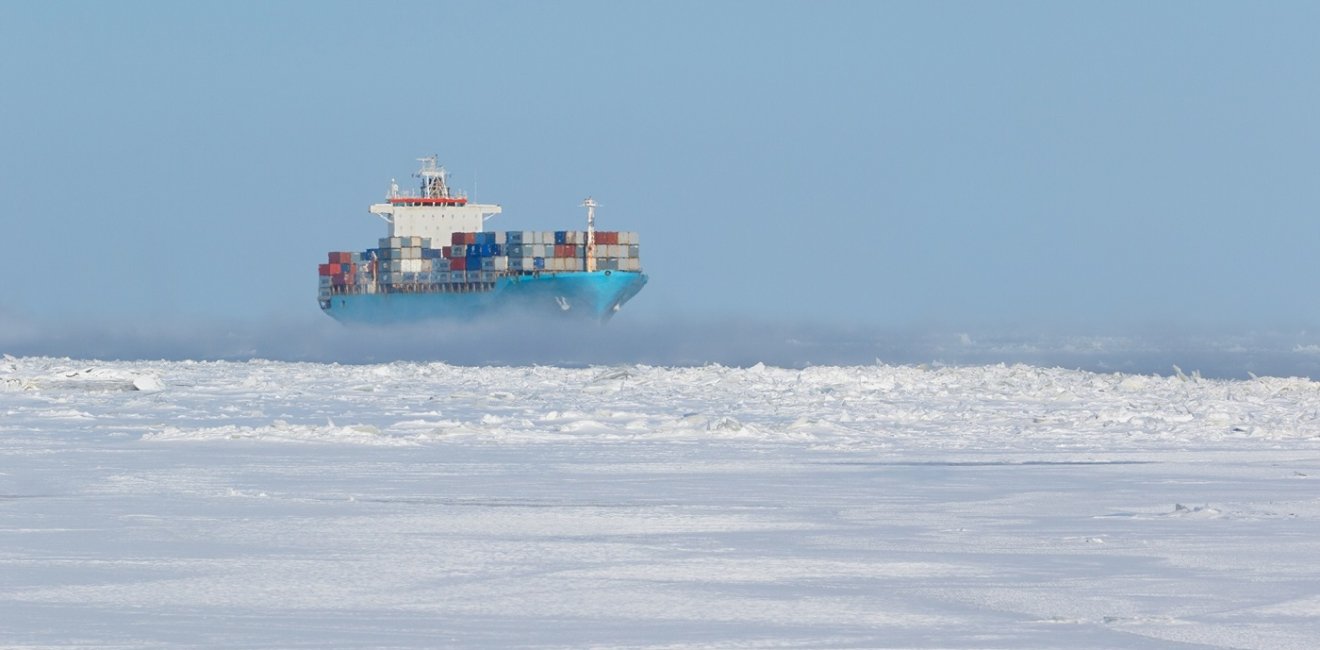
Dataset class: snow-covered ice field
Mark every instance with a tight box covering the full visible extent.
[3,356,1320,648]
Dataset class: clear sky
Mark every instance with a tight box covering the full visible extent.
[2,1,1319,334]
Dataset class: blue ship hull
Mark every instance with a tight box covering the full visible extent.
[320,270,647,324]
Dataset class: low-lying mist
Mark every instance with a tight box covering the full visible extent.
[3,309,1320,379]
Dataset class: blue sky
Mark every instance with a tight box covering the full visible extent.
[2,1,1319,333]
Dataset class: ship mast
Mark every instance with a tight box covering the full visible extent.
[583,197,598,272]
[414,155,450,199]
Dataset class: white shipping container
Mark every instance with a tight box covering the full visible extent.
[494,231,506,245]
[491,257,508,270]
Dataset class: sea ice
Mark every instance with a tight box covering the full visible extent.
[1,357,1319,647]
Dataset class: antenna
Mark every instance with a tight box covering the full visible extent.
[413,154,449,198]
[582,197,598,273]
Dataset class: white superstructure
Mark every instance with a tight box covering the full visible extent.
[369,156,502,243]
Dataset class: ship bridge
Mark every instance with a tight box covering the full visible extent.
[369,155,501,242]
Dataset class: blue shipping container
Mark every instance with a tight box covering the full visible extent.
[554,231,567,245]
[533,257,546,269]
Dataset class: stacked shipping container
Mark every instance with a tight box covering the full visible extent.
[319,231,640,299]
[473,230,642,273]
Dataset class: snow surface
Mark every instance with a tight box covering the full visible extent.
[3,356,1320,648]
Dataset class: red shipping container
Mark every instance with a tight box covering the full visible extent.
[449,258,467,271]
[319,263,335,276]
[451,232,464,246]
[603,232,619,245]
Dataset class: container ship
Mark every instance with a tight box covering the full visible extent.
[318,156,647,324]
